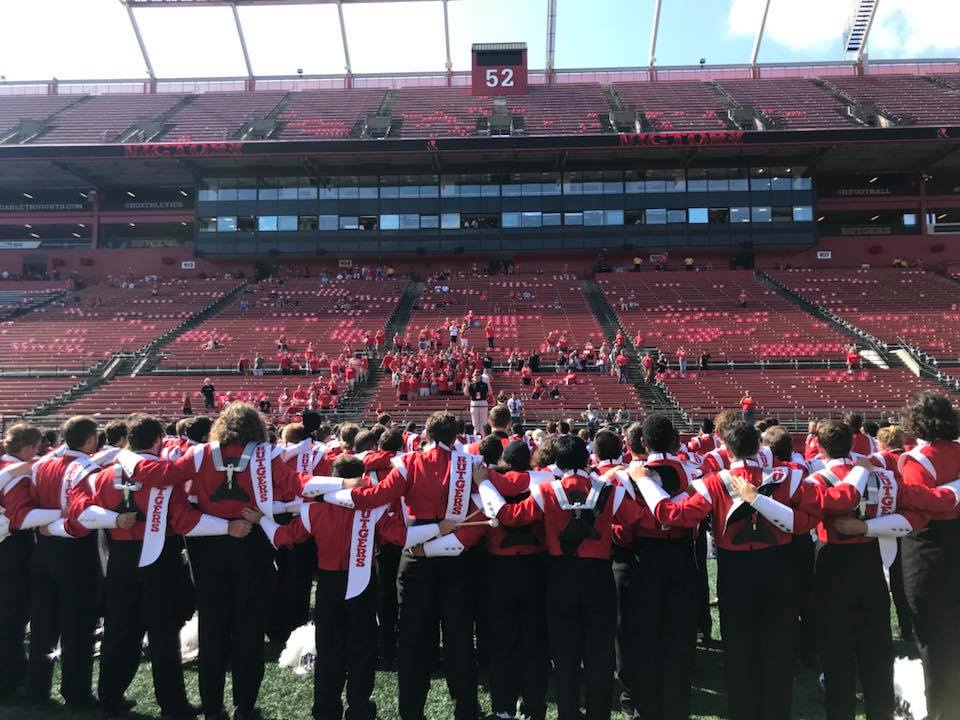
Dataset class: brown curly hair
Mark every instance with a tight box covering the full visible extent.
[210,402,268,446]
[903,391,959,442]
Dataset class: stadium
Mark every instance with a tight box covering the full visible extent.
[1,0,959,719]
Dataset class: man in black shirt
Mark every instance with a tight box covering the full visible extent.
[200,378,216,410]
[465,370,489,433]
[528,351,540,374]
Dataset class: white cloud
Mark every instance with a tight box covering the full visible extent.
[727,0,960,59]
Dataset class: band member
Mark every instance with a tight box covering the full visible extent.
[91,420,128,467]
[311,411,486,720]
[613,416,699,720]
[0,424,58,699]
[698,410,741,474]
[248,455,447,720]
[481,440,551,720]
[628,421,820,720]
[187,402,307,720]
[70,414,244,719]
[464,405,511,454]
[476,434,644,720]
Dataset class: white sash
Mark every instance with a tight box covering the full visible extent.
[899,447,938,482]
[0,456,28,496]
[445,450,476,523]
[718,468,785,527]
[63,456,99,511]
[250,443,275,521]
[551,472,603,512]
[345,505,387,599]
[140,486,170,568]
[871,469,900,568]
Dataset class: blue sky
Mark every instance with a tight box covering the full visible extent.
[0,0,958,80]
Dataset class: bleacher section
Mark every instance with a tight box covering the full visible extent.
[661,368,938,424]
[5,73,960,144]
[770,268,960,360]
[0,377,79,418]
[597,270,849,361]
[159,278,406,370]
[0,279,237,370]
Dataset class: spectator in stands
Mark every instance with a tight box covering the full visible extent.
[252,353,265,377]
[581,405,600,431]
[258,396,271,415]
[182,393,193,416]
[507,393,522,423]
[200,378,216,410]
[655,353,668,377]
[677,347,688,377]
[528,350,541,374]
[740,391,756,425]
[616,404,631,425]
[684,256,694,271]
[738,289,748,308]
[846,346,860,375]
[698,350,711,371]
[548,385,562,400]
[616,351,630,384]
[237,355,249,375]
[277,334,288,351]
[485,322,495,349]
[633,255,643,272]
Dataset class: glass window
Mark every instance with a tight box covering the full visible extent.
[278,215,297,231]
[440,180,458,198]
[400,214,420,230]
[603,171,624,194]
[216,216,237,231]
[772,207,793,223]
[198,217,217,232]
[728,168,749,192]
[581,171,603,195]
[501,179,521,197]
[562,172,583,196]
[731,206,751,223]
[257,216,276,232]
[338,177,359,199]
[317,178,337,199]
[770,168,793,192]
[645,208,667,224]
[707,168,729,192]
[318,215,338,231]
[278,178,299,201]
[238,178,258,201]
[441,213,460,229]
[380,179,399,198]
[793,205,813,222]
[542,173,561,195]
[420,215,439,229]
[583,210,604,226]
[687,169,708,192]
[299,216,318,231]
[258,178,279,201]
[666,169,686,192]
[751,206,772,222]
[380,214,400,231]
[419,177,439,198]
[902,213,918,227]
[667,209,686,224]
[199,181,218,202]
[396,175,419,199]
[604,209,624,225]
[793,175,813,191]
[564,212,583,226]
[644,170,667,193]
[625,170,645,194]
[502,212,521,228]
[339,216,359,230]
[237,216,256,232]
[521,211,542,227]
[543,212,562,226]
[750,168,771,191]
[481,183,500,197]
[358,176,378,199]
[709,207,730,224]
[216,178,238,201]
[688,207,709,224]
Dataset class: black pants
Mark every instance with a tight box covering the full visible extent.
[614,539,697,720]
[375,543,401,668]
[888,541,913,641]
[396,553,477,720]
[901,524,960,720]
[791,532,817,664]
[484,554,549,720]
[27,533,100,705]
[313,571,377,720]
[0,531,33,696]
[717,544,797,720]
[695,524,713,638]
[273,537,316,641]
[547,556,616,720]
[814,541,894,720]
[487,337,494,349]
[98,539,191,715]
[190,531,274,715]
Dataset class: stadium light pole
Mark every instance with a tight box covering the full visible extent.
[231,3,256,82]
[648,0,662,77]
[750,0,771,78]
[121,1,156,81]
[442,0,452,84]
[336,0,353,85]
[545,0,557,84]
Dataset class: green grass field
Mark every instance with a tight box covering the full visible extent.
[0,560,900,720]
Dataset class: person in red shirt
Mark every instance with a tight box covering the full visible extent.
[280,353,292,374]
[739,391,756,424]
[70,414,245,719]
[845,346,860,375]
[484,322,495,349]
[803,419,820,461]
[846,412,873,456]
[476,434,643,720]
[615,351,629,384]
[374,329,385,355]
[641,352,654,383]
[0,424,58,698]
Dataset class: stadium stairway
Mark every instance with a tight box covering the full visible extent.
[580,278,690,429]
[0,288,67,323]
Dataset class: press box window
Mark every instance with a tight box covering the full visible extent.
[688,208,709,224]
[257,216,277,232]
[318,215,338,231]
[198,217,217,232]
[420,215,440,229]
[441,213,460,230]
[793,206,814,222]
[299,216,319,231]
[236,216,256,232]
[730,207,751,223]
[380,215,400,231]
[217,216,237,232]
[751,206,772,223]
[278,216,297,231]
[771,207,793,223]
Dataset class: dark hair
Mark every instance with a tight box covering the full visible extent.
[553,434,590,472]
[185,416,213,444]
[4,422,43,455]
[593,429,622,462]
[844,412,864,433]
[488,405,512,431]
[700,418,714,434]
[376,413,392,427]
[353,430,377,453]
[863,421,880,438]
[405,421,417,433]
[532,435,558,468]
[369,423,387,443]
[42,429,58,446]
[816,420,853,459]
[545,420,557,434]
[104,420,128,446]
[754,421,768,433]
[558,420,570,435]
[511,421,524,437]
[210,402,268,445]
[714,409,741,437]
[721,421,760,460]
[763,417,779,427]
[62,416,98,451]
[425,411,459,446]
[339,423,361,451]
[378,429,404,452]
[331,455,365,479]
[126,413,166,452]
[165,421,178,437]
[762,426,793,462]
[479,435,505,465]
[498,440,532,472]
[642,414,676,454]
[903,391,960,441]
[625,422,644,455]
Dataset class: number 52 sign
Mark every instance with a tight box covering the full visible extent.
[471,43,528,96]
